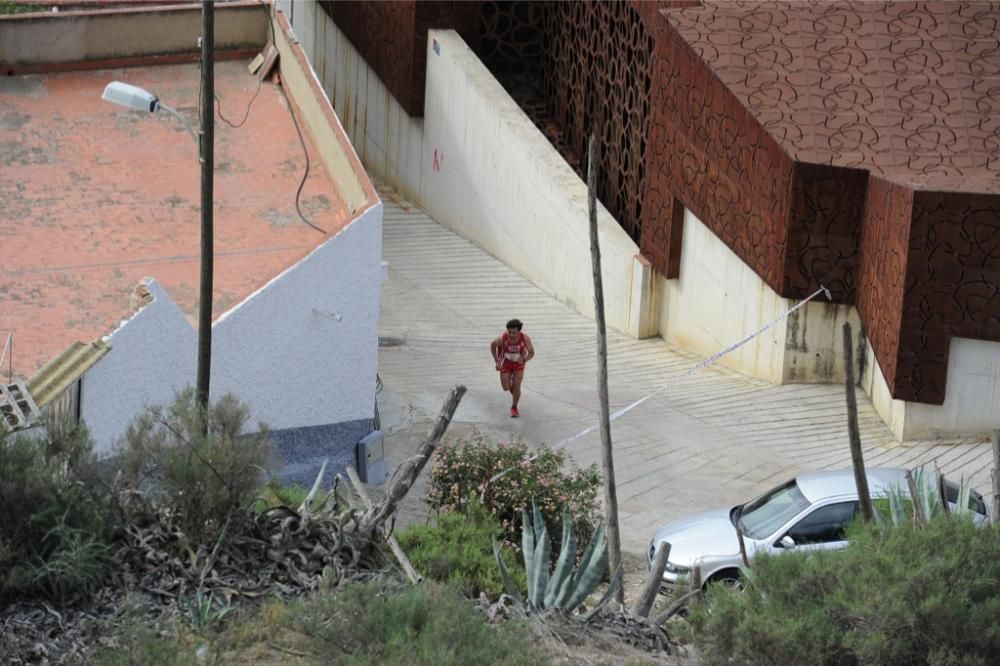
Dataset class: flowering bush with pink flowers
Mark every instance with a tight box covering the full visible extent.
[426,432,601,556]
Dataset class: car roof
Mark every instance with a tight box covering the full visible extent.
[795,468,912,503]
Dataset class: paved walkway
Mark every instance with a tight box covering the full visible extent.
[375,185,996,559]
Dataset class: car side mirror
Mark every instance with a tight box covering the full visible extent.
[779,535,796,549]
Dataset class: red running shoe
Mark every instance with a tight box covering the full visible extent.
[510,406,519,418]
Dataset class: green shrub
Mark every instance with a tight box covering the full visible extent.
[426,432,601,557]
[689,515,1000,665]
[96,581,538,665]
[397,500,527,599]
[257,478,310,510]
[0,416,112,603]
[0,2,38,15]
[280,579,536,665]
[118,389,274,543]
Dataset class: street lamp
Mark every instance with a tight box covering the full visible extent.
[101,81,197,142]
[101,1,215,418]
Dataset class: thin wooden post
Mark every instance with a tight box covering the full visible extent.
[633,542,670,618]
[587,134,623,605]
[735,523,750,567]
[992,429,1000,525]
[690,564,702,592]
[843,322,873,523]
[935,461,949,515]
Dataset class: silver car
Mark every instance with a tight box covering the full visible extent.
[648,467,990,589]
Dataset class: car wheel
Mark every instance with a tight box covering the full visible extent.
[705,570,742,591]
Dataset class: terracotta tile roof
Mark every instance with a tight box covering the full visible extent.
[1,60,353,377]
[665,0,1000,192]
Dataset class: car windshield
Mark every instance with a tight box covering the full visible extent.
[738,479,811,539]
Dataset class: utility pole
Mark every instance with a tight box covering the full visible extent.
[196,0,215,417]
[587,135,623,604]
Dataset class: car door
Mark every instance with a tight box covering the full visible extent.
[777,501,859,553]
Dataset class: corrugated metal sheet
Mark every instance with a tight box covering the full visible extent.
[26,340,110,408]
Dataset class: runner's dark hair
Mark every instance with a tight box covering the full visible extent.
[506,319,523,330]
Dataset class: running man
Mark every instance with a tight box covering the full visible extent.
[491,318,535,417]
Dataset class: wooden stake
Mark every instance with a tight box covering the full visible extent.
[735,522,750,567]
[935,461,949,515]
[633,542,670,619]
[587,134,623,605]
[843,323,873,523]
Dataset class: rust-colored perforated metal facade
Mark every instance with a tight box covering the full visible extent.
[323,0,1000,406]
[319,0,480,117]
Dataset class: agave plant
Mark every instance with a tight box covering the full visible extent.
[875,466,977,525]
[493,501,621,619]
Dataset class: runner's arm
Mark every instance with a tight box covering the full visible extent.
[490,337,503,365]
[523,334,535,362]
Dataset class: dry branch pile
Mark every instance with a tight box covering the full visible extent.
[0,476,392,664]
[110,483,387,607]
[0,387,468,664]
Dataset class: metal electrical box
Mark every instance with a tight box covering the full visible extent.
[356,430,388,484]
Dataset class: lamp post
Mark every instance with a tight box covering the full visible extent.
[197,0,215,418]
[101,0,215,416]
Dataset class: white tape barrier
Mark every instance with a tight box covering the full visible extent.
[486,285,833,485]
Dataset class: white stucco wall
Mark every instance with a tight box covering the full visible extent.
[0,3,267,67]
[80,203,381,452]
[420,30,639,332]
[862,336,1000,440]
[279,2,642,335]
[660,209,787,382]
[82,279,197,452]
[212,202,382,431]
[278,0,425,205]
[660,207,861,385]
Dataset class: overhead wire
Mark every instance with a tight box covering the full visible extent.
[206,0,326,234]
[214,0,271,128]
[482,285,835,491]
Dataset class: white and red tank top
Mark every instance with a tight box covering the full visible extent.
[501,332,527,364]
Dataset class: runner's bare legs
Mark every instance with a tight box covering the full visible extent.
[509,370,524,409]
[498,369,523,407]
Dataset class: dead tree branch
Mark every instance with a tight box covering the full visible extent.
[347,465,422,584]
[360,385,467,532]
